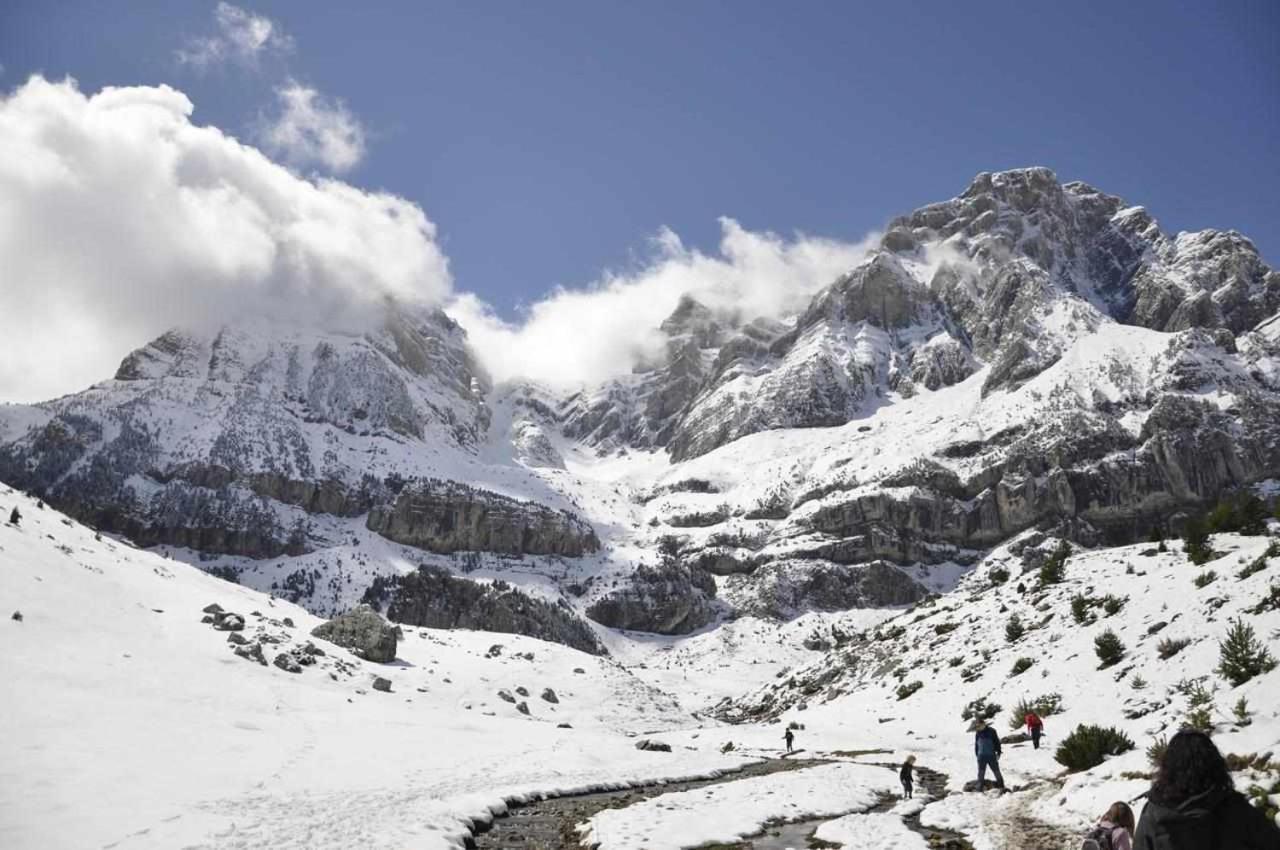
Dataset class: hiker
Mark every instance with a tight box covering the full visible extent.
[7,506,19,526]
[900,755,916,799]
[1025,711,1044,750]
[973,719,1005,791]
[1133,728,1280,849]
[1082,801,1134,850]
[783,727,795,753]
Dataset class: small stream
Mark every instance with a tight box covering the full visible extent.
[468,757,975,850]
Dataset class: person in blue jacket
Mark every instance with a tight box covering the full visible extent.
[973,719,1005,791]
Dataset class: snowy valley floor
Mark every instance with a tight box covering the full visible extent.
[2,486,1279,850]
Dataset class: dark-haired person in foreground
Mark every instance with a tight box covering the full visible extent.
[1134,729,1280,849]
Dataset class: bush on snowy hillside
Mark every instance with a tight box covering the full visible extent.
[1007,693,1064,729]
[962,696,1002,724]
[1055,724,1134,772]
[1157,636,1191,659]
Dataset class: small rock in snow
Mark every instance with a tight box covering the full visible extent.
[516,701,530,716]
[372,676,392,693]
[541,688,559,704]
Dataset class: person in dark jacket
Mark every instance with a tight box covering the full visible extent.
[1134,729,1280,849]
[783,727,794,753]
[973,719,1005,790]
[900,754,916,799]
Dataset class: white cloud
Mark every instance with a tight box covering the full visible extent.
[447,220,879,389]
[176,2,292,71]
[0,76,451,403]
[257,82,367,173]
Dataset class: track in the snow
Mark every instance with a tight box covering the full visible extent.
[467,757,975,850]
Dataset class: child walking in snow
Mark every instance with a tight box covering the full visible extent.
[900,755,916,799]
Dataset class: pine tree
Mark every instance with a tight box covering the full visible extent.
[1005,613,1025,643]
[1183,515,1212,565]
[1238,496,1268,536]
[1094,629,1125,668]
[1217,618,1277,687]
[1039,539,1070,585]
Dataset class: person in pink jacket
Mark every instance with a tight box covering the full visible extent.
[1084,801,1134,850]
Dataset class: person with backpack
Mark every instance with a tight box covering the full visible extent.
[1025,711,1044,749]
[1133,729,1280,849]
[783,727,795,753]
[900,754,916,799]
[1082,801,1134,850]
[973,719,1005,791]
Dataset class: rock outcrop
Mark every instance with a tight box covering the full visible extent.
[366,480,598,557]
[361,566,605,655]
[586,561,718,635]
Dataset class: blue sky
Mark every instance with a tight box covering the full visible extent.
[2,0,1276,319]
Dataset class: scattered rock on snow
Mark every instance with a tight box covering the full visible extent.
[273,652,303,673]
[226,632,249,646]
[541,687,559,704]
[233,642,267,666]
[497,689,516,703]
[634,739,672,752]
[11,611,23,622]
[310,604,397,663]
[202,603,224,615]
[372,676,392,692]
[282,617,294,628]
[515,686,529,697]
[212,612,245,631]
[485,644,504,658]
[516,701,530,715]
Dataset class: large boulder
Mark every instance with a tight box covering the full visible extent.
[310,604,398,663]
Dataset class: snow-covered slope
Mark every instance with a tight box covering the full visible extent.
[0,487,749,849]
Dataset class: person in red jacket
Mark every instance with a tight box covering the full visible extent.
[1025,712,1044,750]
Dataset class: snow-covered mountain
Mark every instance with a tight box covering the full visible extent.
[2,167,1278,642]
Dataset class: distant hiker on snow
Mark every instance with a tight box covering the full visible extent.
[900,755,916,799]
[783,727,795,753]
[1082,801,1134,850]
[1025,711,1044,750]
[7,506,19,526]
[973,719,1005,791]
[1133,729,1280,849]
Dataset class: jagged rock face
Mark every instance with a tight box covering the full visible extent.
[366,480,599,556]
[0,306,495,558]
[362,566,605,655]
[586,561,718,635]
[795,389,1280,555]
[576,168,1279,462]
[311,604,398,663]
[724,560,928,620]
